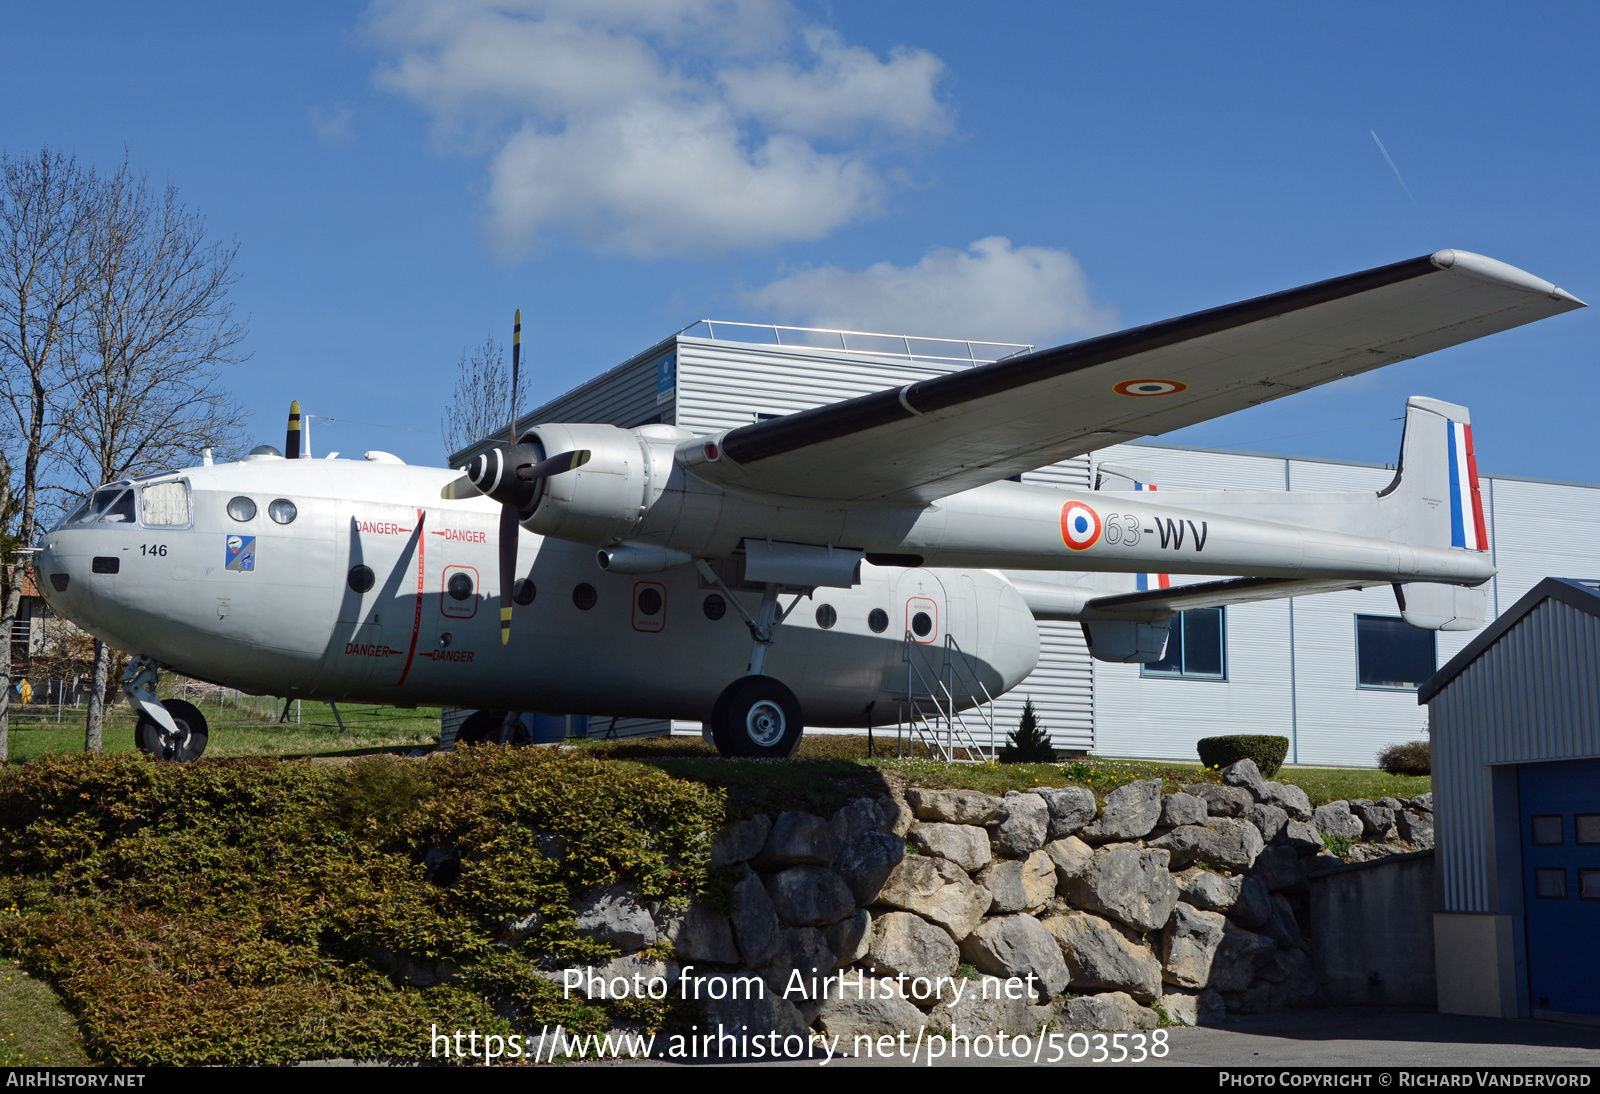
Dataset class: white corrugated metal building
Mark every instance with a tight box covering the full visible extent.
[473,322,1600,766]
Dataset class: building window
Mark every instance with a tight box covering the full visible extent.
[1355,615,1436,690]
[1141,608,1226,680]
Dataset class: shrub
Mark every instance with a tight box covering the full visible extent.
[1196,735,1289,778]
[1377,740,1430,776]
[999,700,1054,763]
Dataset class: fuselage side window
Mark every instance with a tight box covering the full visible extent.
[141,481,191,527]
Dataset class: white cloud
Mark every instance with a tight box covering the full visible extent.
[365,1,949,257]
[746,237,1118,347]
[309,105,356,144]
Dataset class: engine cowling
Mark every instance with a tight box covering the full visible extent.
[519,423,665,546]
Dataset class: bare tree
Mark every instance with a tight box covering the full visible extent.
[441,330,522,460]
[0,148,102,762]
[65,161,249,752]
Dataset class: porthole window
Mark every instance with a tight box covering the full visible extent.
[637,587,663,616]
[573,583,597,611]
[447,572,474,601]
[268,498,297,524]
[815,604,837,629]
[912,611,933,637]
[703,593,726,621]
[868,608,889,633]
[512,579,536,606]
[347,565,375,594]
[227,496,257,522]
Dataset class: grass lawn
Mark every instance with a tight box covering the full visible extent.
[0,957,88,1066]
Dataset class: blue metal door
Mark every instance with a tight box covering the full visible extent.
[1520,757,1600,1018]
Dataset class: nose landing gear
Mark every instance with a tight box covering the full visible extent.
[122,656,210,762]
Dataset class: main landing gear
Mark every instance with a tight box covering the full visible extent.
[698,565,808,758]
[123,656,209,762]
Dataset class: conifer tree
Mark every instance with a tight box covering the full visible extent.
[999,698,1053,763]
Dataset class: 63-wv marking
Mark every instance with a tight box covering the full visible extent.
[1100,515,1208,552]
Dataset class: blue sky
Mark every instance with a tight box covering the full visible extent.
[5,2,1594,479]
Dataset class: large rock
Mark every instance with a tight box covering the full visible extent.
[1229,875,1273,929]
[573,883,657,951]
[1351,800,1399,841]
[989,791,1050,856]
[877,795,916,837]
[959,914,1070,999]
[1157,988,1226,1027]
[1148,818,1265,873]
[906,788,1004,825]
[908,822,991,872]
[869,910,960,982]
[1245,802,1289,844]
[659,902,740,964]
[1409,792,1434,814]
[1397,810,1435,849]
[1183,783,1253,818]
[1279,820,1326,855]
[977,850,1056,914]
[1347,843,1410,863]
[825,909,871,968]
[1261,781,1313,821]
[710,815,771,867]
[875,855,992,941]
[754,811,834,869]
[1312,800,1364,840]
[1262,892,1303,949]
[828,798,888,848]
[1062,843,1180,932]
[764,866,856,927]
[1061,992,1159,1031]
[1252,845,1306,892]
[1080,779,1163,842]
[816,977,928,1041]
[947,976,1054,1038]
[832,829,905,906]
[1162,902,1227,989]
[1207,923,1278,993]
[730,868,783,966]
[1175,867,1241,914]
[1031,786,1098,839]
[1160,792,1209,828]
[758,927,836,1000]
[1045,835,1094,887]
[1221,758,1272,802]
[1044,912,1163,1001]
[693,971,811,1041]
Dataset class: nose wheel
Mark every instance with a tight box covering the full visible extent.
[710,675,803,758]
[135,698,209,762]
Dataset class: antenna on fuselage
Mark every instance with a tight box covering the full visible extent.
[285,401,302,460]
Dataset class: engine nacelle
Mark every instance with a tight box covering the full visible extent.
[521,423,678,546]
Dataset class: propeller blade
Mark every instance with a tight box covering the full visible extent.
[285,401,302,460]
[498,503,520,645]
[440,474,482,501]
[515,449,592,482]
[507,308,520,448]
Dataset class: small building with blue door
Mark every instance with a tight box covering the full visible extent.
[1420,577,1600,1024]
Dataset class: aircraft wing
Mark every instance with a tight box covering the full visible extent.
[1011,575,1381,622]
[694,250,1583,504]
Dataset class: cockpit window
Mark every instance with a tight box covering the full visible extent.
[69,487,126,525]
[99,491,136,524]
[141,481,190,527]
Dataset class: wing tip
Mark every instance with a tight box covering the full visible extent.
[1431,249,1584,306]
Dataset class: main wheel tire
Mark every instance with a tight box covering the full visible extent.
[134,698,209,762]
[457,709,504,745]
[710,675,803,758]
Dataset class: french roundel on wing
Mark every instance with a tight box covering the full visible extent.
[1060,501,1103,551]
[1114,378,1189,397]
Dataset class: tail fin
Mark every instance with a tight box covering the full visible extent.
[1380,396,1490,630]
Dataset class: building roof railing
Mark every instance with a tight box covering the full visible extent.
[678,320,1033,367]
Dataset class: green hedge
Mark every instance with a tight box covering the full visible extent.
[1196,735,1289,779]
[0,750,724,1065]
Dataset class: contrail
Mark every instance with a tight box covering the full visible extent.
[1370,129,1420,208]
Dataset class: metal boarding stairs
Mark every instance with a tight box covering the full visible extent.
[895,632,1000,762]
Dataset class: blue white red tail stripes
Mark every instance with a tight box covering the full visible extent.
[1134,482,1171,590]
[1447,421,1488,551]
